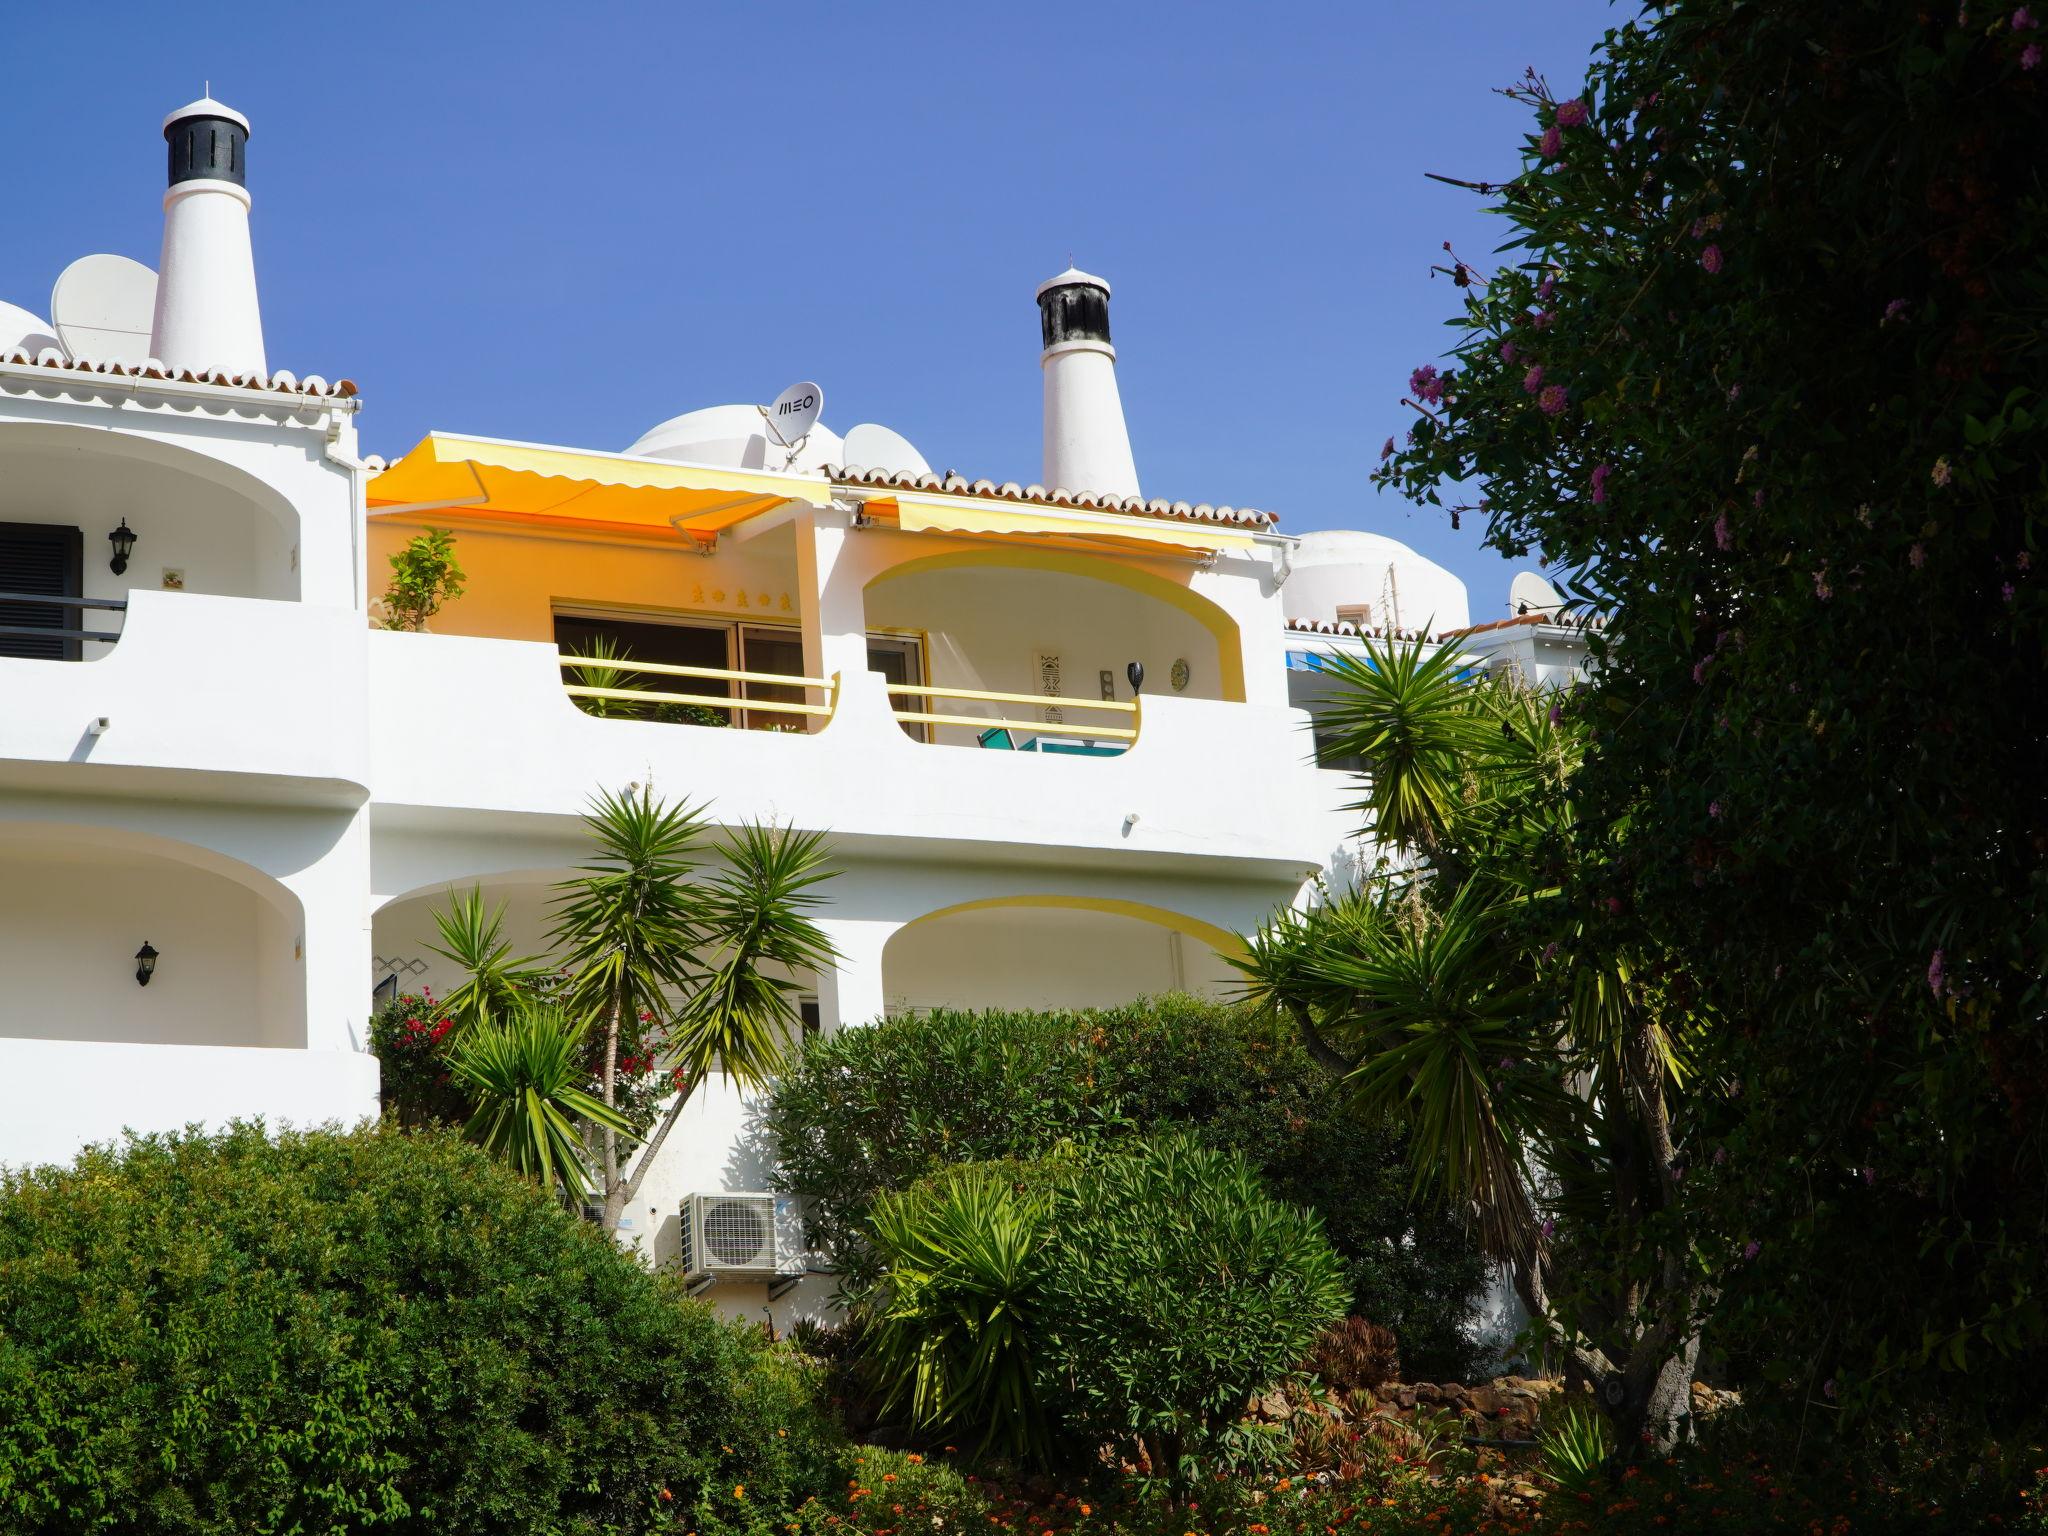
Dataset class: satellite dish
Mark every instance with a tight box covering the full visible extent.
[763,380,823,448]
[51,255,158,367]
[0,300,62,358]
[842,422,933,478]
[1509,570,1565,619]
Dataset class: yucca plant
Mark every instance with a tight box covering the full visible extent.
[1539,1397,1614,1499]
[425,885,549,1033]
[447,1002,631,1200]
[864,1164,1053,1466]
[564,633,644,718]
[427,785,837,1231]
[1234,635,1703,1453]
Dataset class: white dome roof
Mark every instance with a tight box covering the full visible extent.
[1283,528,1470,635]
[623,404,844,476]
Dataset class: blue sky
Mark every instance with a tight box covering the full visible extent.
[4,1,1614,619]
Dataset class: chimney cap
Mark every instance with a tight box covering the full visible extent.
[1035,265,1111,301]
[162,96,250,136]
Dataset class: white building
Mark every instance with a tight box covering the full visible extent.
[0,99,1562,1324]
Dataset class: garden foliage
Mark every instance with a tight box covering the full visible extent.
[860,1138,1347,1482]
[763,996,1488,1378]
[0,1123,840,1536]
[1375,0,2048,1424]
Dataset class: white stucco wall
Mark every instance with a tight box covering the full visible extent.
[0,839,303,1046]
[865,562,1225,744]
[882,905,1236,1012]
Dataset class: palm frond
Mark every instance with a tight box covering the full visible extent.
[1311,637,1492,851]
[673,821,839,1090]
[448,1002,632,1199]
[550,785,713,1024]
[425,886,548,1030]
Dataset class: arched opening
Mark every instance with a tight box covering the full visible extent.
[862,548,1245,750]
[0,822,305,1046]
[0,423,301,660]
[881,896,1246,1014]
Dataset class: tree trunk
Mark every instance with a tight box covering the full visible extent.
[1614,1330,1700,1455]
[599,978,626,1230]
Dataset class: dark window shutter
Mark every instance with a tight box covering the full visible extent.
[0,523,84,661]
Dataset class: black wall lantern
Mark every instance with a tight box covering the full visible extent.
[1125,660,1145,696]
[108,519,137,576]
[134,940,159,987]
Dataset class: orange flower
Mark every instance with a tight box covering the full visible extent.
[884,1474,897,1483]
[1079,1505,1092,1517]
[660,1489,674,1503]
[734,1485,747,1500]
[907,1454,924,1465]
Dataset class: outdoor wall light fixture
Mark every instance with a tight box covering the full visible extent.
[108,519,137,576]
[134,941,159,987]
[1125,660,1145,696]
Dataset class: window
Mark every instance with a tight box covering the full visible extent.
[0,523,83,661]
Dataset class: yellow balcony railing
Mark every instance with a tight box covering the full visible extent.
[885,682,1139,746]
[558,654,836,726]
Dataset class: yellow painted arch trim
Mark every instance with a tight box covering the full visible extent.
[895,895,1249,959]
[863,546,1246,702]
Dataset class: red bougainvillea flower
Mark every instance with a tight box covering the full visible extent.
[2026,42,2044,68]
[1590,463,1613,503]
[1380,436,1396,462]
[1539,124,1563,158]
[1522,364,1545,394]
[1539,383,1569,415]
[1714,511,1734,550]
[1555,97,1589,127]
[1701,244,1724,274]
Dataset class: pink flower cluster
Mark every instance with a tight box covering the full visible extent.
[1408,364,1447,405]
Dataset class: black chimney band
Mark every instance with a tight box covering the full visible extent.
[1038,282,1111,350]
[165,115,247,188]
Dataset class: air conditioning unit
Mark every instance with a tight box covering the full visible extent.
[680,1192,790,1281]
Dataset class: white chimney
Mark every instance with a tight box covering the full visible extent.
[1037,267,1140,500]
[150,96,266,377]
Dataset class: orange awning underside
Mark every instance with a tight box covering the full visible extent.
[367,433,831,542]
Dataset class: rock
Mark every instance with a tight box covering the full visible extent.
[1252,1389,1291,1422]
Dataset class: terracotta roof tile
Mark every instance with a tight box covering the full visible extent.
[827,463,1276,529]
[0,347,357,400]
[1436,611,1607,642]
[1284,616,1433,642]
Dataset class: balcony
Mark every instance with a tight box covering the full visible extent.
[367,630,1338,873]
[0,1037,379,1171]
[0,589,368,802]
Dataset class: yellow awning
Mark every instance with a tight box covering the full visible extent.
[367,433,832,543]
[868,491,1257,559]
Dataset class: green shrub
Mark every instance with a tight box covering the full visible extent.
[1037,1137,1349,1482]
[765,997,1486,1377]
[857,1140,1345,1482]
[765,1007,1112,1290]
[0,1122,840,1535]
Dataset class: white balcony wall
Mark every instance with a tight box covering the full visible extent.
[0,591,367,792]
[366,631,1335,872]
[0,1038,379,1173]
